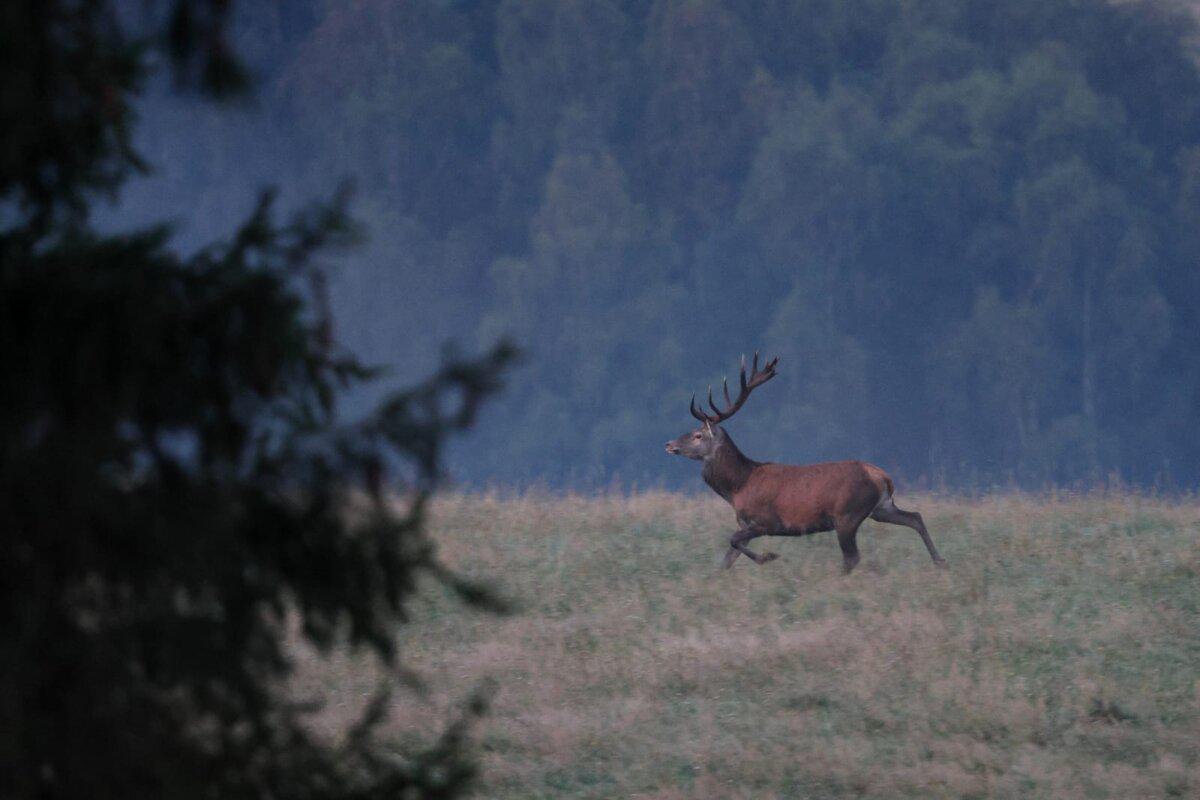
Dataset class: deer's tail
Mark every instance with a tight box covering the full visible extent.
[862,462,895,506]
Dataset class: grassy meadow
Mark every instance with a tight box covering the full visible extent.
[294,492,1200,798]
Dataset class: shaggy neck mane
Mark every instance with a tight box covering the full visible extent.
[701,431,759,501]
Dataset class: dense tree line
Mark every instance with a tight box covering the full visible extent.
[123,0,1200,489]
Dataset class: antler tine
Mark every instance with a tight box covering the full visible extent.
[723,376,732,407]
[689,394,709,423]
[707,385,722,417]
[744,351,779,390]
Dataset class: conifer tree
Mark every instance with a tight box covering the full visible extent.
[1,3,514,796]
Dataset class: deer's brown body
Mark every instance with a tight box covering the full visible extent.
[726,460,891,534]
[667,354,946,572]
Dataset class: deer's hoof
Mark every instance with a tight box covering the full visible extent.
[933,557,948,568]
[759,552,779,564]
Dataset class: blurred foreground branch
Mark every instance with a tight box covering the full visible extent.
[1,2,516,797]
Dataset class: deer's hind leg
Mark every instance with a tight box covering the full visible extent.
[870,496,946,566]
[722,527,779,569]
[835,512,869,574]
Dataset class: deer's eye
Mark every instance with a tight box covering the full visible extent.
[693,433,702,440]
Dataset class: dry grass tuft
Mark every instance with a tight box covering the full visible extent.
[292,491,1200,798]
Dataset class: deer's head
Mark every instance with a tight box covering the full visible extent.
[665,420,721,460]
[665,352,779,461]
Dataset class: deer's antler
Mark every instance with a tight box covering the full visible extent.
[689,351,779,425]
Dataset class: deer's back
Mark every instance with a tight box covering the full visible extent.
[734,460,891,533]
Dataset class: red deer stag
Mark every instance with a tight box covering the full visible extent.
[665,353,946,573]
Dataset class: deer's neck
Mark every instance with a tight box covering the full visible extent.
[702,432,759,502]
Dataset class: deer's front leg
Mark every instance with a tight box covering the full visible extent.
[722,527,778,568]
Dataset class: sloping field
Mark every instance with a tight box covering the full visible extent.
[294,492,1200,798]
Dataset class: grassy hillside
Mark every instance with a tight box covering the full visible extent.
[294,492,1200,798]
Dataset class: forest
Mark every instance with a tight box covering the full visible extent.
[119,0,1200,490]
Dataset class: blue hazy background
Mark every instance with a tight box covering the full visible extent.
[110,0,1200,491]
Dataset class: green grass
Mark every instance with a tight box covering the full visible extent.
[294,491,1200,798]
